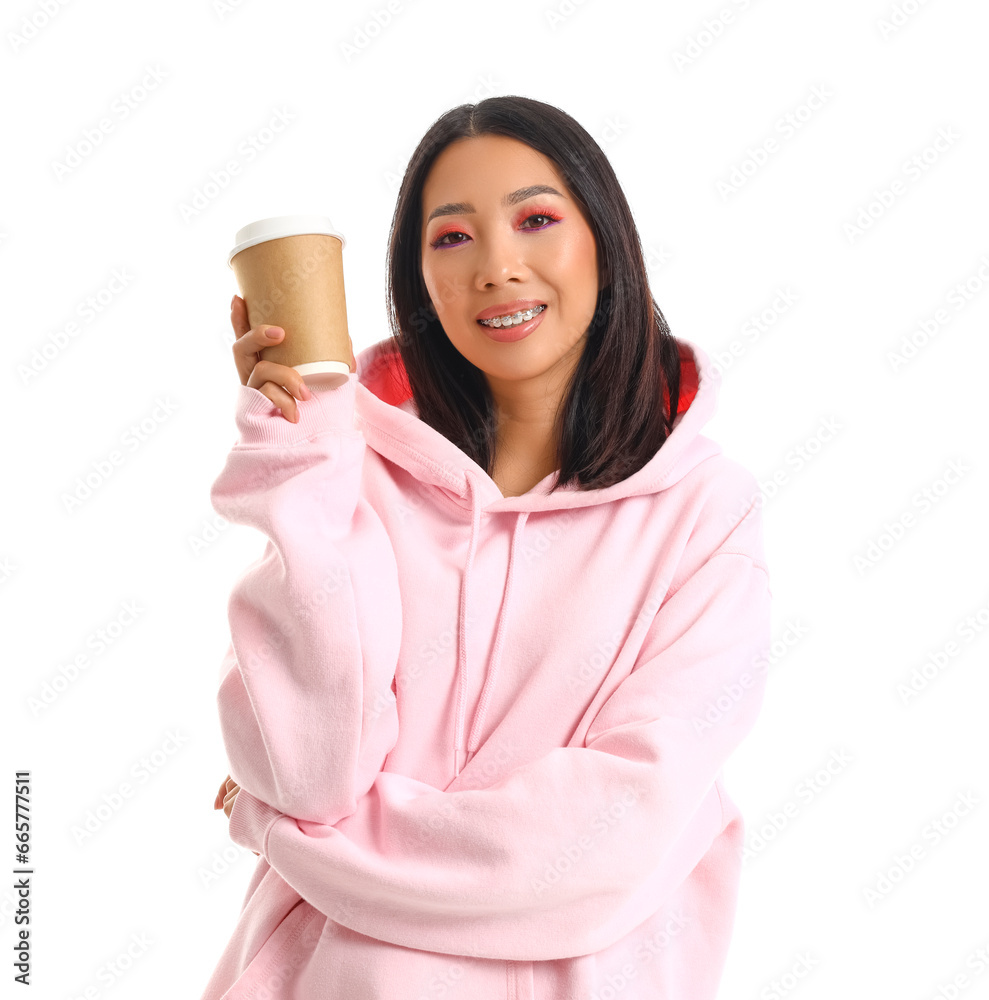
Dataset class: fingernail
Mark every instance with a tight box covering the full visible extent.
[230,295,236,309]
[266,328,283,340]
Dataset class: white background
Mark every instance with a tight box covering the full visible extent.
[3,0,988,997]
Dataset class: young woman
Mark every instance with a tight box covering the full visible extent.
[202,95,772,1000]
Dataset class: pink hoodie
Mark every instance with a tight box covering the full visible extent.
[199,335,772,1000]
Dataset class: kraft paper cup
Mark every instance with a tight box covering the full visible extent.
[228,215,352,389]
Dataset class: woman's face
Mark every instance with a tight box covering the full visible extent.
[419,134,600,398]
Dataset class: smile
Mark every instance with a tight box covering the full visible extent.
[478,304,547,328]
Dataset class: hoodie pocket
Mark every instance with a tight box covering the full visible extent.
[507,960,534,1000]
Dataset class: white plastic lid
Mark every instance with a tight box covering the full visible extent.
[294,361,352,389]
[227,214,346,268]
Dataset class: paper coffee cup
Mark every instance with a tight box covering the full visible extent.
[228,215,352,389]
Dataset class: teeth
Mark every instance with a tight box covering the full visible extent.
[480,304,546,328]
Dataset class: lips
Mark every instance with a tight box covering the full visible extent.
[477,303,547,343]
[475,299,547,323]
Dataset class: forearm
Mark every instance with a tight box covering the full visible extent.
[212,379,401,824]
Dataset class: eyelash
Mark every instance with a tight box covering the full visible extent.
[429,208,563,249]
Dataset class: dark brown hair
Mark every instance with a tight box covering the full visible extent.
[384,95,681,493]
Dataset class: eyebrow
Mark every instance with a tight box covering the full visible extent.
[425,184,566,224]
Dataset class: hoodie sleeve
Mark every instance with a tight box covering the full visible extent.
[227,499,772,962]
[210,376,401,825]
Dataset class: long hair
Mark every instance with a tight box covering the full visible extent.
[385,95,681,493]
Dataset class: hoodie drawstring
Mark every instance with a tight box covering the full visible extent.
[467,507,528,761]
[453,476,529,778]
[453,477,481,777]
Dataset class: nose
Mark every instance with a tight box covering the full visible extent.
[473,230,529,290]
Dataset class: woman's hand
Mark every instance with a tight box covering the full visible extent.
[214,773,240,818]
[230,295,355,423]
[230,294,311,422]
[214,773,260,855]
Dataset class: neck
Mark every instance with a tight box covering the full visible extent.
[486,378,565,494]
[483,339,585,493]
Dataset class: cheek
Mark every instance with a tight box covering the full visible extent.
[552,229,597,281]
[576,233,600,286]
[421,259,464,314]
[419,256,437,301]
[553,238,599,316]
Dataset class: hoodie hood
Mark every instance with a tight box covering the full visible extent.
[353,335,720,776]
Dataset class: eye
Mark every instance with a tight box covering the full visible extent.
[431,230,469,248]
[520,213,560,231]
